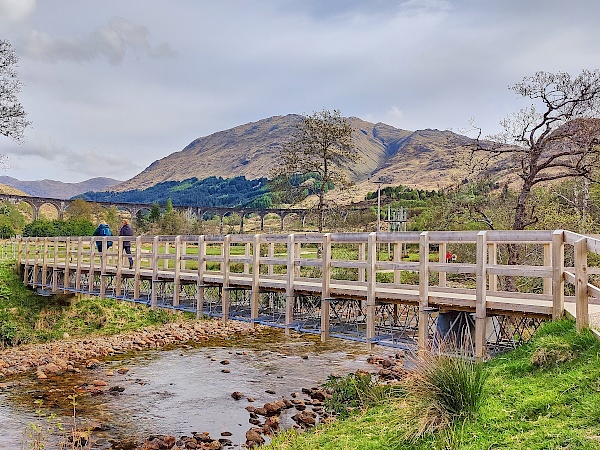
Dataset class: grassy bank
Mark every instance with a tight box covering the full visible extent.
[266,319,600,449]
[0,260,189,346]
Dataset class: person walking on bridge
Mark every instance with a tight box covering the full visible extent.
[93,221,113,253]
[119,219,134,269]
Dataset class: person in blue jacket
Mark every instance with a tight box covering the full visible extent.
[93,221,113,253]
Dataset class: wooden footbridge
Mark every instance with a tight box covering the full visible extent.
[15,230,600,359]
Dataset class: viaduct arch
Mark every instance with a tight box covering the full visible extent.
[0,193,310,232]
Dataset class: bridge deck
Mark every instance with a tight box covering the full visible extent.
[15,229,600,358]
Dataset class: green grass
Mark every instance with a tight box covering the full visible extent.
[0,260,191,346]
[266,319,600,449]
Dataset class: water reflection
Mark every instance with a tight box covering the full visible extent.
[0,330,384,448]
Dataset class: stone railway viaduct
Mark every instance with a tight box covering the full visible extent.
[0,193,313,232]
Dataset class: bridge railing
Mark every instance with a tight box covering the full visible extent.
[15,229,600,356]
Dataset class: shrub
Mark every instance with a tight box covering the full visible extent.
[323,371,403,418]
[403,352,488,441]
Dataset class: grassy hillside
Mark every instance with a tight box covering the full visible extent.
[0,260,187,346]
[267,319,600,449]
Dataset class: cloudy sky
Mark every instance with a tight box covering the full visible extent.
[1,0,599,183]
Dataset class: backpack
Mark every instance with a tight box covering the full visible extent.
[100,226,111,236]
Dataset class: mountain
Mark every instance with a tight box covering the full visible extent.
[0,183,28,196]
[112,115,474,195]
[0,176,122,199]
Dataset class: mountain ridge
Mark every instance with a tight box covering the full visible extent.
[112,114,474,196]
[0,176,122,199]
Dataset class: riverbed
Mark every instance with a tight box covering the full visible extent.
[0,330,391,449]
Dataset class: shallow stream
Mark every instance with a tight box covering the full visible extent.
[0,330,389,448]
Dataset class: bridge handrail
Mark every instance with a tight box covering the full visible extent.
[15,229,600,357]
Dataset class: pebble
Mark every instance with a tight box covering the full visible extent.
[0,320,260,378]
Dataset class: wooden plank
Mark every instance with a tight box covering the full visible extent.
[51,237,58,292]
[575,237,588,331]
[428,230,479,243]
[196,235,206,319]
[475,231,488,360]
[173,235,181,306]
[222,235,231,322]
[552,230,564,320]
[366,232,377,349]
[286,234,295,333]
[418,231,429,354]
[564,230,583,245]
[377,261,420,271]
[268,242,275,276]
[488,242,498,292]
[251,234,260,321]
[587,237,600,255]
[329,232,370,243]
[115,236,123,297]
[438,242,447,288]
[487,229,553,243]
[486,265,552,277]
[151,236,159,309]
[429,263,476,274]
[331,260,368,269]
[564,270,575,286]
[321,234,332,342]
[134,236,141,300]
[376,231,421,243]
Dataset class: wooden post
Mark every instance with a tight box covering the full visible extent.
[222,235,231,322]
[173,236,181,307]
[488,242,497,292]
[22,238,29,284]
[268,242,274,276]
[52,237,58,293]
[16,237,23,276]
[151,235,159,309]
[100,237,107,299]
[418,232,430,355]
[543,242,552,295]
[285,233,296,336]
[75,237,83,291]
[251,234,260,322]
[574,237,588,331]
[366,232,377,349]
[244,242,251,274]
[164,242,170,269]
[552,230,564,320]
[134,236,142,300]
[438,242,446,288]
[285,234,296,335]
[88,238,95,294]
[320,233,331,342]
[63,237,71,293]
[294,241,301,277]
[41,238,49,289]
[358,242,366,283]
[196,235,206,319]
[115,236,123,297]
[475,231,488,361]
[32,237,39,287]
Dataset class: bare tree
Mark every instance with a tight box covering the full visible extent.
[473,70,600,233]
[1,39,30,166]
[272,109,359,232]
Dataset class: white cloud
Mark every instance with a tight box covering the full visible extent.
[20,16,175,64]
[0,0,36,25]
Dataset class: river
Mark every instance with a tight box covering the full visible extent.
[0,330,390,449]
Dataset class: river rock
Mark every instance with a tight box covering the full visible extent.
[231,391,244,400]
[245,428,264,447]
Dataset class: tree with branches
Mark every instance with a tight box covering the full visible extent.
[272,109,359,232]
[473,70,600,233]
[1,40,30,166]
